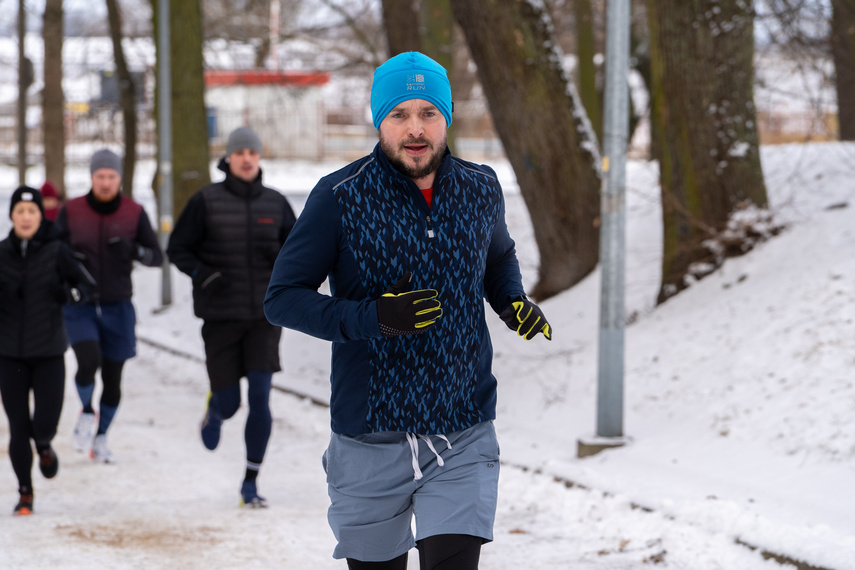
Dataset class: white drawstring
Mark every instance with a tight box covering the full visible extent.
[405,433,452,481]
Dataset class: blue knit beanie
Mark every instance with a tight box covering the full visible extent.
[370,52,453,130]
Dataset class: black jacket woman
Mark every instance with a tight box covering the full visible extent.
[0,186,93,516]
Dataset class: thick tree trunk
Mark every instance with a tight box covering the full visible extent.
[575,0,602,144]
[648,0,768,303]
[106,0,137,198]
[831,0,855,140]
[381,0,422,55]
[420,0,457,152]
[630,0,654,157]
[452,0,602,301]
[42,0,64,197]
[153,0,211,214]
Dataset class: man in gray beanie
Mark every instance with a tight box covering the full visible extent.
[226,126,263,156]
[90,149,123,177]
[167,126,296,508]
[56,147,163,464]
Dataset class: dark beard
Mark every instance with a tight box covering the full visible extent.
[380,136,446,181]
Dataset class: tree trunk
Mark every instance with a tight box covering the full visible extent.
[630,0,653,157]
[452,0,602,301]
[42,0,64,197]
[420,0,457,151]
[106,0,137,198]
[648,0,768,303]
[153,0,211,215]
[575,0,602,144]
[381,0,422,55]
[831,0,855,140]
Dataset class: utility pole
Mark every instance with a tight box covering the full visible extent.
[579,0,631,458]
[157,0,173,307]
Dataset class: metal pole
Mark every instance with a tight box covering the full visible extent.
[157,0,173,307]
[596,0,631,438]
[17,0,27,186]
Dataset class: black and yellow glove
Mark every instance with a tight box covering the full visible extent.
[500,296,552,341]
[377,272,442,337]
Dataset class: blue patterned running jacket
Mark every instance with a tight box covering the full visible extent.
[264,144,526,435]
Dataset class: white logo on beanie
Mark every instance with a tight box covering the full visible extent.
[21,192,34,201]
[406,73,426,92]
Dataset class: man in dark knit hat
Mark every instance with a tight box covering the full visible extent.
[56,148,163,464]
[167,126,296,508]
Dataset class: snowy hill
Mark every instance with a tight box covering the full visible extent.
[0,142,853,569]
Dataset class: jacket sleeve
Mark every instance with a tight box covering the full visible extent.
[483,188,526,315]
[55,207,70,243]
[134,208,164,267]
[166,193,208,277]
[57,242,96,301]
[264,183,382,342]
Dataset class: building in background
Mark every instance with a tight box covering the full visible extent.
[204,69,328,160]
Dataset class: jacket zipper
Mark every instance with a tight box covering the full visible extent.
[246,193,256,314]
[18,245,28,356]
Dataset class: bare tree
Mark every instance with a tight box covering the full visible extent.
[381,0,422,55]
[106,0,137,198]
[648,0,768,303]
[452,0,602,301]
[152,0,210,214]
[831,0,855,140]
[201,0,384,71]
[574,0,602,144]
[755,1,842,141]
[203,0,271,66]
[421,0,454,66]
[43,0,64,197]
[421,0,458,150]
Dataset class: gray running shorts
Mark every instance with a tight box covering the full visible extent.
[323,420,500,562]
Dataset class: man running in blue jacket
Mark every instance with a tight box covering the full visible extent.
[264,52,551,570]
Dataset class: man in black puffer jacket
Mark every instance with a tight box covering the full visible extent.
[167,126,296,508]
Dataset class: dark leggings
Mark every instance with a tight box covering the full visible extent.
[72,340,124,407]
[347,534,482,570]
[0,355,65,491]
[208,371,273,465]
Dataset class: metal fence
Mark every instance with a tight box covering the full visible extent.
[0,101,509,168]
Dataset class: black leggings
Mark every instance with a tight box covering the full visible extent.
[347,534,482,570]
[0,355,65,491]
[73,340,124,407]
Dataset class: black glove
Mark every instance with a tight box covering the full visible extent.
[193,266,230,294]
[377,272,442,337]
[69,287,85,304]
[500,296,552,341]
[50,283,86,305]
[107,237,142,261]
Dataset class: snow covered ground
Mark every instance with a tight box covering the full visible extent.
[0,142,854,569]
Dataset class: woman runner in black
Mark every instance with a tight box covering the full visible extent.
[0,186,93,515]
